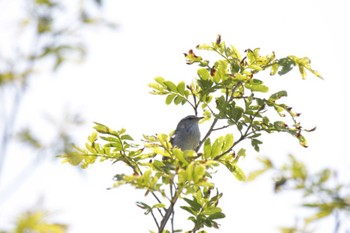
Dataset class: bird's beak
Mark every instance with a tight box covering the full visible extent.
[196,116,204,121]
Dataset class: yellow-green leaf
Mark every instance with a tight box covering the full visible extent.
[177,81,186,95]
[165,94,176,105]
[197,68,210,80]
[203,138,212,159]
[222,134,234,152]
[164,81,177,92]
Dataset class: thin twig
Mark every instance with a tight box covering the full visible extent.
[151,192,165,217]
[170,181,175,233]
[159,189,181,233]
[196,118,218,152]
[188,85,198,116]
[151,209,160,231]
[212,125,230,131]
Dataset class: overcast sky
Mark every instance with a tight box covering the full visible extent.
[1,0,349,232]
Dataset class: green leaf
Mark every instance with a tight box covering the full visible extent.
[152,203,166,209]
[251,139,262,152]
[297,134,308,148]
[177,81,186,95]
[222,134,234,152]
[164,81,178,92]
[202,206,222,215]
[165,94,176,105]
[231,106,244,122]
[121,134,134,141]
[269,90,288,101]
[277,57,296,75]
[203,138,212,159]
[270,63,280,75]
[196,43,213,50]
[222,161,246,181]
[154,76,165,85]
[186,162,195,181]
[245,83,269,93]
[232,165,246,181]
[183,197,202,212]
[173,148,188,165]
[213,60,227,83]
[208,211,225,220]
[197,68,210,80]
[88,131,98,142]
[174,95,185,105]
[237,148,246,158]
[193,164,206,182]
[180,206,197,216]
[211,136,223,158]
[93,122,109,134]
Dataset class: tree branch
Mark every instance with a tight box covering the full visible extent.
[196,118,218,152]
[159,189,181,233]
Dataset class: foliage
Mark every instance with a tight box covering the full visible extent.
[0,0,115,232]
[0,0,114,179]
[0,210,67,233]
[249,155,350,233]
[60,35,321,232]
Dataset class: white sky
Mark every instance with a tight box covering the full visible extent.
[1,0,350,232]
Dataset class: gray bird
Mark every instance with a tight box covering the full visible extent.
[170,115,203,151]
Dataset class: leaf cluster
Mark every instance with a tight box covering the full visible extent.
[149,35,320,151]
[60,36,321,232]
[248,155,350,233]
[0,210,67,233]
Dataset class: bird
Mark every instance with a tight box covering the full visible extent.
[170,115,203,151]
